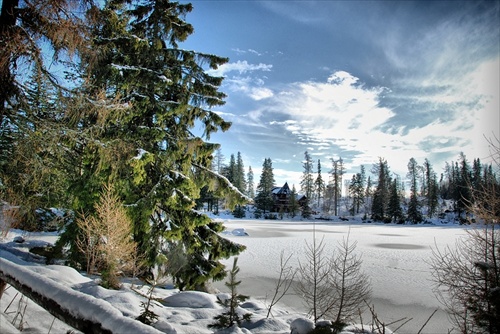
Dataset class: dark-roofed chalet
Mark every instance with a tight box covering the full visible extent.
[271,182,308,213]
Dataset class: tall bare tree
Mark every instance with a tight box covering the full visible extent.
[330,157,345,216]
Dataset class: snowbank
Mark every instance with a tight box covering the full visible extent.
[0,251,163,334]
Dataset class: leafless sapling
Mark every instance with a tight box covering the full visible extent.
[266,250,297,318]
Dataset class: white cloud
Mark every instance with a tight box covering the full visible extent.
[247,63,499,176]
[223,76,274,101]
[385,54,500,170]
[220,70,275,101]
[208,61,274,101]
[273,168,302,188]
[208,60,272,77]
[249,87,274,100]
[248,49,262,56]
[231,48,263,56]
[260,1,327,26]
[231,48,246,55]
[270,71,395,153]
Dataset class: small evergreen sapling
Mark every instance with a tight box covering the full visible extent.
[209,257,252,329]
[137,264,166,325]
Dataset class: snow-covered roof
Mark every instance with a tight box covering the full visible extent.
[272,182,290,195]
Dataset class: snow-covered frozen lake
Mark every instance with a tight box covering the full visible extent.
[1,216,468,333]
[216,218,468,334]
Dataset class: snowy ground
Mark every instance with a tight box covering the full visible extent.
[0,214,467,333]
[214,216,468,334]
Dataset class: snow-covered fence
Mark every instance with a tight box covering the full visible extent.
[0,253,163,334]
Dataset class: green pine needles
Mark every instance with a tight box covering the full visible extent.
[209,257,252,330]
[33,0,249,291]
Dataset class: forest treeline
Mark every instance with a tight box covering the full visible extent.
[204,149,499,224]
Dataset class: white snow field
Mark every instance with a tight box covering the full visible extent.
[0,216,468,334]
[215,217,467,334]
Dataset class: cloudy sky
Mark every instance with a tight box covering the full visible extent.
[181,0,499,189]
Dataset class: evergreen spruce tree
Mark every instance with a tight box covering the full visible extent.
[407,157,422,224]
[456,153,472,218]
[235,152,246,193]
[387,178,403,223]
[0,0,89,122]
[301,151,314,200]
[440,162,453,200]
[301,197,313,219]
[323,184,334,213]
[289,185,299,218]
[452,162,461,211]
[207,148,225,212]
[247,166,255,199]
[0,77,73,229]
[209,257,252,329]
[472,158,483,200]
[224,152,246,216]
[364,175,373,216]
[371,158,390,221]
[255,158,275,214]
[483,164,498,192]
[348,165,366,215]
[228,154,236,184]
[56,0,247,291]
[232,205,246,218]
[423,159,439,218]
[213,148,225,172]
[348,175,358,216]
[314,159,325,208]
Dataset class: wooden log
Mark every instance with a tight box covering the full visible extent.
[0,269,112,334]
[0,249,163,334]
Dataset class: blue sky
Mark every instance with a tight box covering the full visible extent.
[181,0,500,189]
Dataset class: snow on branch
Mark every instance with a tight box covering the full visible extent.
[192,163,251,202]
[111,63,172,83]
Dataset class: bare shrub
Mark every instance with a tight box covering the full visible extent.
[76,210,101,275]
[295,230,371,326]
[331,234,371,324]
[266,250,297,318]
[1,202,21,239]
[430,138,499,334]
[431,225,499,333]
[295,236,332,322]
[76,184,137,289]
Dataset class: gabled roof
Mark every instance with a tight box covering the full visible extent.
[272,182,291,195]
[271,182,307,200]
[276,182,290,195]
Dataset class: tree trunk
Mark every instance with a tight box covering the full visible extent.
[0,0,19,118]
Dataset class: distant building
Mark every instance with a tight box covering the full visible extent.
[271,182,308,213]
